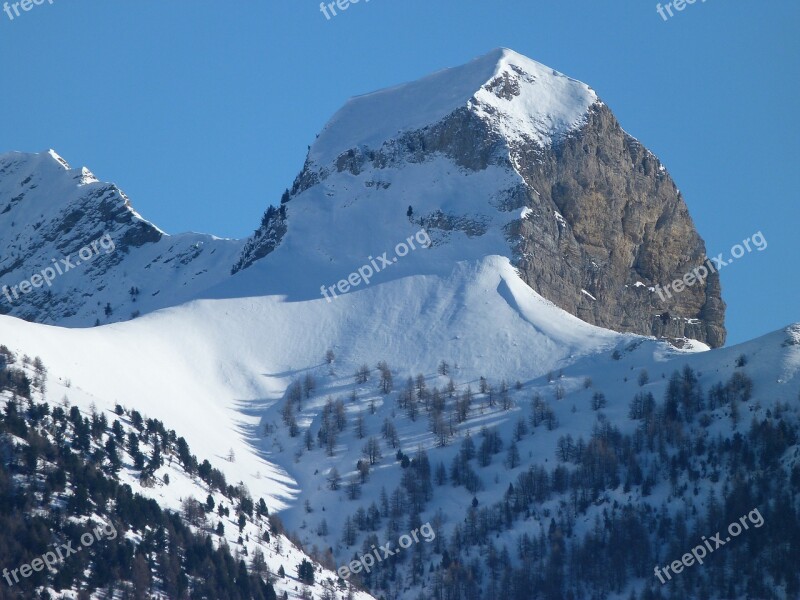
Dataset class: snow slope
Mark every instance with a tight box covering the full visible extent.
[309,48,598,168]
[0,150,242,326]
[1,284,797,597]
[264,322,800,577]
[0,255,628,512]
[0,355,375,600]
[0,47,795,599]
[0,253,635,597]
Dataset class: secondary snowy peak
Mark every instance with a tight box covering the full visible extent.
[0,150,242,326]
[0,149,162,249]
[4,51,724,347]
[308,48,598,168]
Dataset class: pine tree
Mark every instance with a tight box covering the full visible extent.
[327,467,341,491]
[378,361,393,394]
[506,440,521,469]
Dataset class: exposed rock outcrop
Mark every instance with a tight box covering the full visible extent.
[507,103,726,347]
[242,49,726,346]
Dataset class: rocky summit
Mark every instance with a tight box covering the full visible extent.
[239,48,726,346]
[1,49,725,346]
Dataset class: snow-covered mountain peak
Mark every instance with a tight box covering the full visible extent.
[237,50,723,346]
[308,47,598,169]
[0,149,243,326]
[472,48,599,150]
[46,148,71,168]
[3,50,724,347]
[42,149,101,186]
[0,150,139,219]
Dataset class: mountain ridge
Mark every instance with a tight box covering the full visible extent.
[307,48,598,169]
[0,49,726,346]
[237,48,727,346]
[0,149,243,326]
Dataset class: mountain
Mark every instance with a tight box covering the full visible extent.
[0,346,374,600]
[0,150,241,326]
[2,49,723,347]
[0,49,796,600]
[1,285,797,599]
[236,48,726,347]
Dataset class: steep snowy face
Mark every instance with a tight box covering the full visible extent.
[308,48,598,170]
[233,48,601,277]
[236,48,726,347]
[1,49,726,346]
[0,150,242,326]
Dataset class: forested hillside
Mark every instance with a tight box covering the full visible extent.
[0,346,366,600]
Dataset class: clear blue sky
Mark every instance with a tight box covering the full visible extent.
[0,0,797,345]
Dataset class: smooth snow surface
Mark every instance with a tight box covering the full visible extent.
[309,48,598,168]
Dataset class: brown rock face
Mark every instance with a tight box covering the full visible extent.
[268,99,726,347]
[238,58,726,348]
[506,104,726,347]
